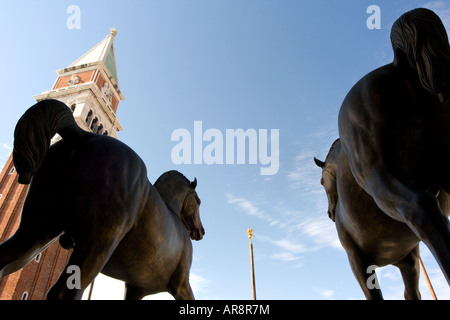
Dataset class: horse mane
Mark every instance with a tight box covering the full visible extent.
[325,139,341,163]
[390,8,450,96]
[153,170,191,188]
[330,139,340,151]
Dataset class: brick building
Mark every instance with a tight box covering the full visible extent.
[0,29,124,300]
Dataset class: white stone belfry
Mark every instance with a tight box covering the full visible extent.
[34,29,124,139]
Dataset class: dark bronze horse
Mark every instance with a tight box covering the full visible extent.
[315,139,424,299]
[315,8,450,299]
[0,99,205,299]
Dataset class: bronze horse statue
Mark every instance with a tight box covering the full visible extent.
[315,139,425,299]
[0,99,205,299]
[315,8,450,299]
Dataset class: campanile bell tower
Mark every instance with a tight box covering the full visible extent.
[35,28,124,138]
[0,29,124,300]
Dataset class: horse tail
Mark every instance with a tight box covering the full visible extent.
[13,99,87,184]
[390,8,450,96]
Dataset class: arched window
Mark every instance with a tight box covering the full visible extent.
[96,124,104,135]
[34,253,42,263]
[70,104,76,112]
[102,130,109,136]
[21,291,29,300]
[90,117,99,133]
[85,110,93,127]
[8,167,15,175]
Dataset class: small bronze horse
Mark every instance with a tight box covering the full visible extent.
[0,99,205,300]
[317,8,450,299]
[315,139,424,299]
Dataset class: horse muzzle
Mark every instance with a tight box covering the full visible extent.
[190,227,205,241]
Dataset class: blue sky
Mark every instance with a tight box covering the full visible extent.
[1,0,450,300]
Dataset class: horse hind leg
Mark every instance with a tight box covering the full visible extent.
[47,231,127,300]
[0,226,59,278]
[394,247,421,300]
[400,192,450,285]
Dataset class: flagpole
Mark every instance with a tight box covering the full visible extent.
[418,256,437,300]
[247,228,257,300]
[87,278,95,300]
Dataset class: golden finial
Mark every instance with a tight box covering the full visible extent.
[247,229,254,239]
[110,28,117,37]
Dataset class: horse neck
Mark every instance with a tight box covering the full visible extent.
[156,184,187,218]
[164,196,184,217]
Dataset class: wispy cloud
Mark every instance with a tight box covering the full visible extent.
[226,191,342,259]
[226,125,343,266]
[287,152,320,196]
[1,144,12,152]
[226,193,279,226]
[272,239,308,254]
[272,252,300,262]
[190,272,211,297]
[268,238,308,263]
[294,217,342,250]
[287,128,337,198]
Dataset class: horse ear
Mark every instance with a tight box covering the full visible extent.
[191,178,197,189]
[314,157,325,168]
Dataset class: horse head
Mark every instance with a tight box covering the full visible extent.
[314,139,340,222]
[154,171,205,241]
[181,178,205,241]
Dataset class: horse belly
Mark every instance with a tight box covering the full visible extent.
[102,242,173,289]
[102,217,187,290]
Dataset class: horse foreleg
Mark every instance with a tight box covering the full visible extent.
[124,283,147,300]
[337,226,383,300]
[171,282,194,300]
[394,247,421,300]
[347,251,383,299]
[167,254,195,300]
